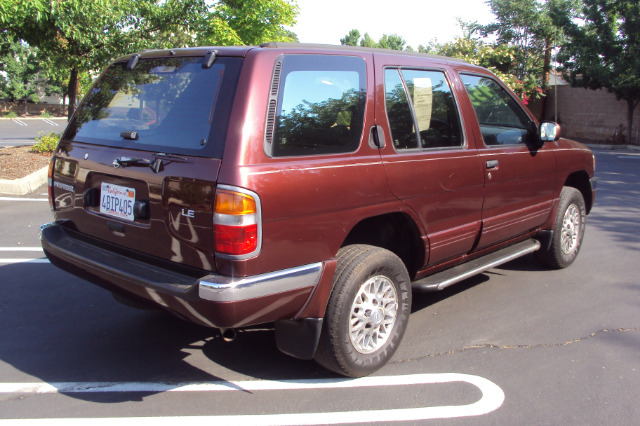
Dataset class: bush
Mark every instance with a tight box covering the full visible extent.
[31,132,61,154]
[40,110,52,118]
[3,111,18,118]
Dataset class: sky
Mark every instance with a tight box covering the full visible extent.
[290,0,496,49]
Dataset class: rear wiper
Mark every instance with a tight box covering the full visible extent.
[113,157,151,169]
[113,157,163,173]
[113,157,152,168]
[154,152,187,161]
[112,153,187,174]
[113,156,163,173]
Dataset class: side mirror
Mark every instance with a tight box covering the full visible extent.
[539,121,561,142]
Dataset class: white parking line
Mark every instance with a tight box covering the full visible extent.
[0,373,505,424]
[42,118,60,126]
[0,197,48,202]
[0,247,46,264]
[0,258,49,264]
[12,119,27,126]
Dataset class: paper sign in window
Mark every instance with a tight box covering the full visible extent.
[413,77,433,131]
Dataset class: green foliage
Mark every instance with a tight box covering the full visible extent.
[378,34,406,51]
[340,29,360,46]
[40,110,52,118]
[1,0,299,118]
[555,0,640,143]
[3,111,17,118]
[480,0,556,78]
[473,0,566,102]
[31,132,61,153]
[432,36,544,104]
[202,0,299,45]
[0,41,40,107]
[360,33,378,48]
[0,0,210,118]
[339,29,407,50]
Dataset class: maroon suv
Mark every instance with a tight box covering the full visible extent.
[41,43,596,377]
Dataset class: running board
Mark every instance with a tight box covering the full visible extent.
[412,239,541,292]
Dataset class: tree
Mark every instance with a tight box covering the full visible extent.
[360,33,378,48]
[0,41,40,114]
[378,34,406,51]
[433,35,543,104]
[555,0,640,144]
[480,0,558,89]
[201,0,299,45]
[0,0,299,119]
[339,30,407,50]
[0,0,210,119]
[340,29,360,46]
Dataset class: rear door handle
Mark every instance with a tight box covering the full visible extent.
[486,160,499,169]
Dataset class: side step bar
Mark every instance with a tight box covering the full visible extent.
[412,239,541,292]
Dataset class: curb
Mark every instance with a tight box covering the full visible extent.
[0,117,67,120]
[0,166,48,195]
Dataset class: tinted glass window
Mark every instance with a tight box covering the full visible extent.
[269,55,366,157]
[384,69,463,150]
[384,69,415,149]
[460,74,533,146]
[64,57,242,157]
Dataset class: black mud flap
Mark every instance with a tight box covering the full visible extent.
[274,318,323,360]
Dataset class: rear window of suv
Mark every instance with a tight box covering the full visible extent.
[63,56,242,158]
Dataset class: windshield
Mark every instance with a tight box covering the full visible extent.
[64,56,242,157]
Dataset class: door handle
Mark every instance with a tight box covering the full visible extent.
[486,160,499,169]
[369,125,386,149]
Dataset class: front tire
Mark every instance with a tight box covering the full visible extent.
[314,245,411,377]
[536,187,586,269]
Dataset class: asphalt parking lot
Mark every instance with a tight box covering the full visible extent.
[0,118,67,147]
[1,149,639,424]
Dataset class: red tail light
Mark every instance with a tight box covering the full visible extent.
[213,186,261,257]
[214,223,258,255]
[47,156,55,211]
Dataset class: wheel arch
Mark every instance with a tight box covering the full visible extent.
[564,170,593,214]
[341,212,425,279]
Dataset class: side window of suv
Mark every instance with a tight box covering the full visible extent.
[267,55,367,157]
[460,74,534,146]
[384,68,463,150]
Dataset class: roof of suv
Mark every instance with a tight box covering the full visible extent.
[114,43,469,66]
[260,42,468,63]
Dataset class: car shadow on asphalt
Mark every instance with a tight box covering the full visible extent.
[410,252,547,314]
[0,264,332,405]
[0,251,569,406]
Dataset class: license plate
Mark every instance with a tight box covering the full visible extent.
[100,183,136,221]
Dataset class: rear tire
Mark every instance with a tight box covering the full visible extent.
[314,245,411,377]
[536,187,586,269]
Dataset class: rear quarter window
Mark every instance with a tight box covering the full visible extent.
[266,55,367,157]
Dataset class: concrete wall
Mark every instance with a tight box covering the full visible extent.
[544,85,640,144]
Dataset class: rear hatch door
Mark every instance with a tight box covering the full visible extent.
[50,52,244,272]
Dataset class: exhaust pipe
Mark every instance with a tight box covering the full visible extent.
[220,328,237,342]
